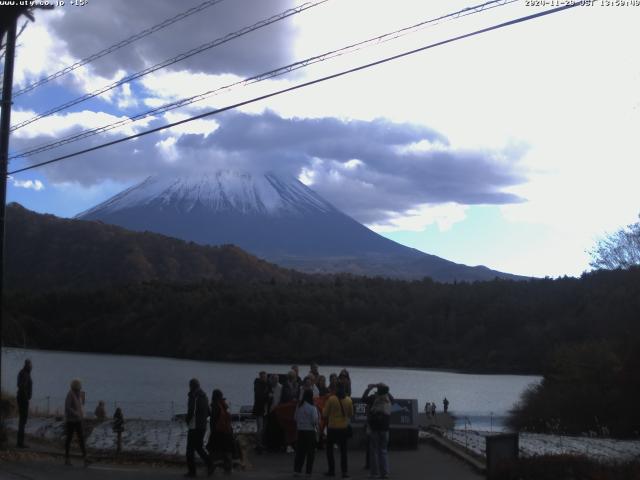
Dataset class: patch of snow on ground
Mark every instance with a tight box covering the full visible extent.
[445,430,640,462]
[7,417,257,457]
[87,419,187,455]
[5,417,66,442]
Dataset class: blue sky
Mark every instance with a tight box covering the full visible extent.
[4,0,640,277]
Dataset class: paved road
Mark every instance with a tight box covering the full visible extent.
[0,443,482,479]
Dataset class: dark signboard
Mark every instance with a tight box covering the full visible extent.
[351,398,418,427]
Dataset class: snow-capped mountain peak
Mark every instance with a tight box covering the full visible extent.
[76,169,521,282]
[77,171,336,218]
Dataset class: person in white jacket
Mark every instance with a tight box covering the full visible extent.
[294,389,319,476]
[64,379,88,466]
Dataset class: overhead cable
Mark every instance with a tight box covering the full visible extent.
[10,0,517,160]
[4,0,226,98]
[8,4,579,176]
[9,0,329,133]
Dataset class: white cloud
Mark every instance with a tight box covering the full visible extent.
[12,9,68,89]
[341,159,364,170]
[10,178,45,191]
[368,203,468,233]
[155,136,179,163]
[12,10,132,103]
[11,109,155,140]
[116,83,138,110]
[141,71,243,103]
[161,112,219,137]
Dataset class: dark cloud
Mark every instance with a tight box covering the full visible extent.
[48,0,299,78]
[179,110,527,222]
[15,110,527,224]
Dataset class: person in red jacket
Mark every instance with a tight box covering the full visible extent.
[208,389,234,473]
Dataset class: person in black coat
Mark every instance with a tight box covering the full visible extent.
[185,378,213,478]
[16,359,32,448]
[252,371,269,450]
[112,408,125,453]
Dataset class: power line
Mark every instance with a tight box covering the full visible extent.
[8,4,579,176]
[9,0,329,133]
[10,0,517,160]
[3,0,226,98]
[10,0,515,159]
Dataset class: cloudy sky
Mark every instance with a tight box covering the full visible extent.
[4,0,639,277]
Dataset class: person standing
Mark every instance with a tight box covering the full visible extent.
[185,378,213,478]
[362,384,377,470]
[299,375,319,400]
[265,374,284,451]
[317,376,329,396]
[294,389,319,476]
[269,374,283,410]
[252,371,269,451]
[291,365,303,385]
[112,408,125,454]
[368,384,392,479]
[322,383,353,478]
[94,400,107,421]
[443,397,449,414]
[64,379,89,466]
[209,389,234,473]
[16,359,32,449]
[338,370,352,397]
[282,370,300,404]
[328,373,339,394]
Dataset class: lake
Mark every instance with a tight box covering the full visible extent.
[1,348,540,431]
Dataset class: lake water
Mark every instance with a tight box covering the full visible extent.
[1,348,540,431]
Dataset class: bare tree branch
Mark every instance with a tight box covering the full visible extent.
[589,214,640,270]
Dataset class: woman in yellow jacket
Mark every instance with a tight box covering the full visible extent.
[322,383,353,478]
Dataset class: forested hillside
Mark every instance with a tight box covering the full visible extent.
[5,203,301,291]
[4,268,639,374]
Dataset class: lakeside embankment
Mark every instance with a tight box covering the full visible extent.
[6,414,640,464]
[1,416,483,480]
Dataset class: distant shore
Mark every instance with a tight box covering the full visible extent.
[1,346,543,376]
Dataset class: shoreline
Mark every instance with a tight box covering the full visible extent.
[1,346,543,377]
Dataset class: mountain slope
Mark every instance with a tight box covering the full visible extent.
[77,171,523,282]
[5,203,300,291]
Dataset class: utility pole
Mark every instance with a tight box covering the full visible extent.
[0,11,18,433]
[0,4,52,441]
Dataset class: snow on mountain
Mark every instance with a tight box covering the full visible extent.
[78,171,335,218]
[77,170,522,282]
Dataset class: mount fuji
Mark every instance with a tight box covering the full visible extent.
[77,171,521,282]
